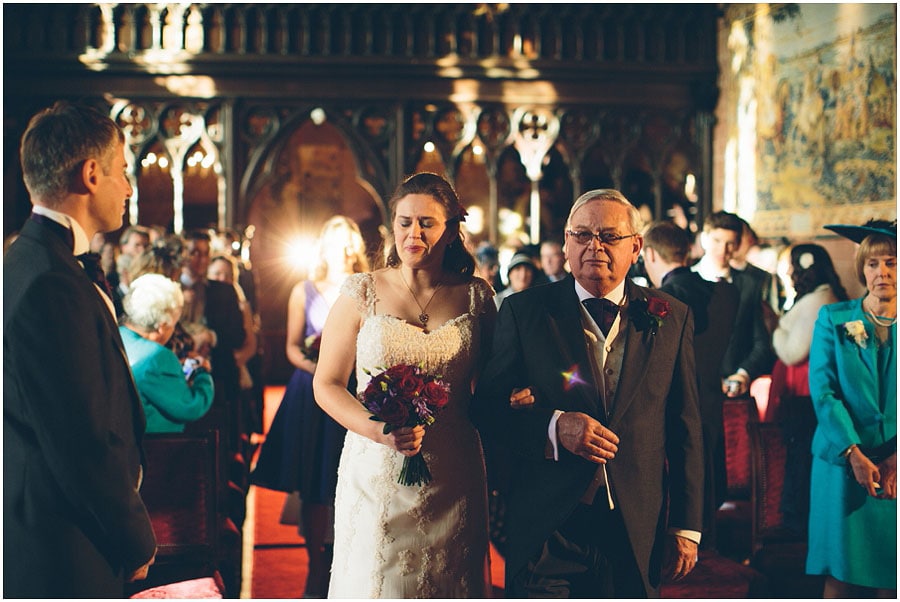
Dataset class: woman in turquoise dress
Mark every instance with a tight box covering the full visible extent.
[119,273,215,433]
[807,220,896,597]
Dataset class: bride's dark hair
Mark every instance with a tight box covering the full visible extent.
[383,172,475,278]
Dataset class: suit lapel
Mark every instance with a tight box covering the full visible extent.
[609,282,657,425]
[546,280,603,416]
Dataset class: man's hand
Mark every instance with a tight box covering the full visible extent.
[509,387,535,409]
[556,412,618,463]
[127,552,156,582]
[721,373,749,397]
[663,535,698,582]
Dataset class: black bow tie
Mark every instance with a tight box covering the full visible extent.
[77,252,114,299]
[583,297,619,337]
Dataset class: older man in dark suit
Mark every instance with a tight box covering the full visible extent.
[474,190,704,598]
[4,101,157,597]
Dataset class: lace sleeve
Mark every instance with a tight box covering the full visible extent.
[468,277,496,316]
[341,272,376,315]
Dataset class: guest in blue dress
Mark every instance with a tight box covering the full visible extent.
[251,215,369,597]
[120,273,215,433]
[807,220,896,597]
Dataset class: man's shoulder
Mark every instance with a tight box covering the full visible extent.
[206,279,240,303]
[502,278,569,312]
[632,280,688,311]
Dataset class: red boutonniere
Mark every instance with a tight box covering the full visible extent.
[629,296,670,335]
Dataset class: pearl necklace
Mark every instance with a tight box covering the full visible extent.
[399,270,442,328]
[864,297,897,327]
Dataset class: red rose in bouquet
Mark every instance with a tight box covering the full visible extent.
[301,332,322,362]
[359,363,451,486]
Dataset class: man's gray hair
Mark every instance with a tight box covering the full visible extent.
[123,273,184,331]
[566,189,642,234]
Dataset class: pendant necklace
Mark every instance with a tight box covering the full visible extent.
[399,270,442,327]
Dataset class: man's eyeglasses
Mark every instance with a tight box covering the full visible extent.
[566,230,638,246]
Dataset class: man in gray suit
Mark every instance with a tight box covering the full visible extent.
[474,190,704,597]
[4,101,157,597]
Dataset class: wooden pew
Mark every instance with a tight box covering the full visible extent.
[748,422,824,597]
[127,431,226,598]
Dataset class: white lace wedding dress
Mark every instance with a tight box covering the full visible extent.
[328,272,493,598]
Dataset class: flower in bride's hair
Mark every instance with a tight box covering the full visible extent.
[359,363,450,486]
[843,320,868,349]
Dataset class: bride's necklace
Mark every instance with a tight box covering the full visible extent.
[399,270,442,327]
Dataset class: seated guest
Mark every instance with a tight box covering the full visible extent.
[120,273,214,433]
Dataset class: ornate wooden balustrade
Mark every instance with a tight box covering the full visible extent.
[5,3,716,77]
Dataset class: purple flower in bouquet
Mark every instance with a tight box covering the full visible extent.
[359,363,450,486]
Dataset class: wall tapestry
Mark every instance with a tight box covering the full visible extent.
[725,3,895,239]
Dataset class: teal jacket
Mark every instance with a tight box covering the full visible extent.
[120,326,215,434]
[808,298,896,464]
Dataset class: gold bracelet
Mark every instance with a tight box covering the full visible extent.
[842,444,857,459]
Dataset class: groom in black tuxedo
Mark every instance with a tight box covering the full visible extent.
[474,190,703,597]
[4,101,157,597]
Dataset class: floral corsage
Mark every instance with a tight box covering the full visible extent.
[843,320,868,349]
[629,296,670,335]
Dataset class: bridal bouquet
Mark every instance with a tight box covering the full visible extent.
[359,363,450,486]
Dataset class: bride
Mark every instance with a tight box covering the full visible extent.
[313,172,496,598]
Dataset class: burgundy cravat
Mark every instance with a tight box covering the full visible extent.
[583,297,618,337]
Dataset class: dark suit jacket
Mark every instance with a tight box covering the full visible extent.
[661,267,738,424]
[3,217,157,597]
[722,269,775,380]
[661,268,739,531]
[473,276,704,595]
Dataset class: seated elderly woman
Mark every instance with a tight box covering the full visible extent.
[120,273,215,433]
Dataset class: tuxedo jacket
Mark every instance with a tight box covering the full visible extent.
[473,276,704,595]
[3,217,157,597]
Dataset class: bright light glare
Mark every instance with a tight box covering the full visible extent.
[423,141,436,153]
[465,206,484,235]
[285,235,318,274]
[498,208,523,237]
